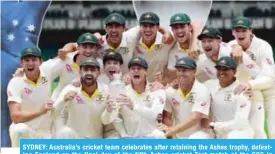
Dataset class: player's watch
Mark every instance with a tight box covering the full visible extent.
[210,122,215,129]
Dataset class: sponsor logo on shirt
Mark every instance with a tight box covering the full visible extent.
[200,101,206,106]
[24,88,32,95]
[205,67,214,75]
[171,98,179,105]
[8,91,13,97]
[136,47,143,54]
[76,95,84,104]
[66,64,73,72]
[246,64,254,68]
[240,103,247,108]
[266,58,273,65]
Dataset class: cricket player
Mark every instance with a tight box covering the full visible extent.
[197,27,274,139]
[163,13,205,85]
[51,33,103,101]
[163,57,214,139]
[228,16,275,138]
[53,58,108,139]
[101,57,166,138]
[134,12,175,82]
[7,47,62,147]
[204,56,254,139]
[61,12,172,76]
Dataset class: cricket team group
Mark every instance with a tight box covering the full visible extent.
[7,11,275,147]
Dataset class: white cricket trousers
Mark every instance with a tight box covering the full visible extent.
[9,123,52,147]
[262,88,275,138]
[249,91,267,139]
[217,127,254,139]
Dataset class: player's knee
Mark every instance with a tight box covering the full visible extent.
[56,126,78,139]
[12,123,30,137]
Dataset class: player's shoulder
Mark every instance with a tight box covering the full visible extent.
[193,80,210,94]
[204,79,219,89]
[227,40,238,46]
[254,36,272,48]
[8,76,24,87]
[98,82,109,93]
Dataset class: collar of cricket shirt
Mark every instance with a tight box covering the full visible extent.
[103,33,127,51]
[176,42,189,53]
[130,80,151,97]
[139,32,162,52]
[23,70,43,87]
[79,81,102,102]
[177,79,200,101]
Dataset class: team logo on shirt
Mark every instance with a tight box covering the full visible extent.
[159,96,164,104]
[96,94,105,102]
[40,76,48,84]
[119,47,130,54]
[155,44,163,50]
[224,93,232,102]
[66,64,73,72]
[76,95,84,104]
[247,52,256,61]
[24,88,32,95]
[144,95,151,102]
[188,93,195,103]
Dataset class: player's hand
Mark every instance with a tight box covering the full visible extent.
[106,95,116,112]
[13,68,24,77]
[157,123,169,132]
[58,48,69,60]
[231,44,243,64]
[122,73,131,85]
[201,118,211,129]
[162,33,174,45]
[188,50,199,60]
[94,32,104,45]
[40,100,53,114]
[64,91,77,102]
[235,83,252,97]
[165,127,175,138]
[116,94,133,110]
[167,79,179,89]
[71,80,81,87]
[149,81,164,92]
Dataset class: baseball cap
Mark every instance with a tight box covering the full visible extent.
[77,33,99,45]
[21,47,41,58]
[231,16,252,29]
[170,13,191,26]
[197,27,222,40]
[175,57,197,69]
[139,12,159,25]
[104,12,126,25]
[215,56,237,69]
[103,51,123,65]
[128,57,148,69]
[80,58,100,69]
